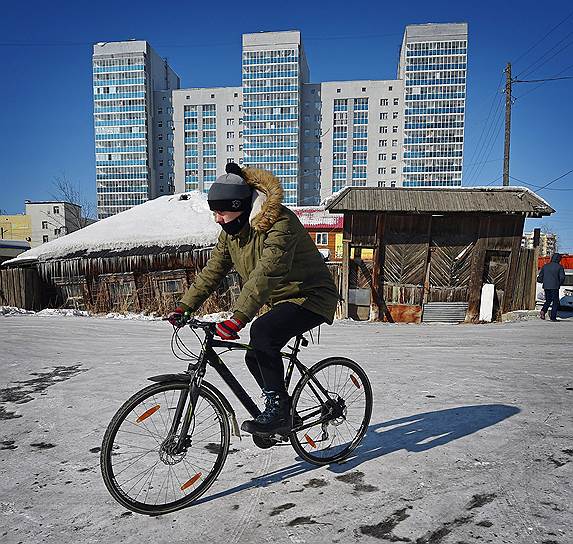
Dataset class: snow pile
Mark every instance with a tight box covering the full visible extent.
[0,306,35,316]
[5,192,220,264]
[104,312,163,321]
[36,308,90,318]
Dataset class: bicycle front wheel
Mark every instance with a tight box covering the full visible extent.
[290,357,372,465]
[100,381,230,515]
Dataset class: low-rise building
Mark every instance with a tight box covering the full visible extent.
[24,201,86,247]
[522,231,557,257]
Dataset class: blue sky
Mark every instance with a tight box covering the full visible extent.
[1,0,572,251]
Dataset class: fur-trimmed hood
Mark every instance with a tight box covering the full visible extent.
[242,167,284,233]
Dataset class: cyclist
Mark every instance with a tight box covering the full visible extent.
[168,163,339,435]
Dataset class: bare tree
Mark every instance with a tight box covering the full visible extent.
[50,173,97,230]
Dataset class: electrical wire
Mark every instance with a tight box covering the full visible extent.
[463,71,504,185]
[512,9,573,67]
[517,29,573,79]
[515,62,573,99]
[510,174,573,190]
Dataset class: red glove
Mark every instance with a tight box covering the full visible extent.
[167,307,188,326]
[215,317,244,340]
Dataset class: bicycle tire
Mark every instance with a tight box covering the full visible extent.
[101,381,230,515]
[290,357,372,465]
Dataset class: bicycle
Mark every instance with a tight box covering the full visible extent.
[100,317,373,515]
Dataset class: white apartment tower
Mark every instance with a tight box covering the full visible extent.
[242,31,309,205]
[398,23,468,187]
[92,41,180,219]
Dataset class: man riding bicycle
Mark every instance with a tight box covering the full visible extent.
[168,162,339,436]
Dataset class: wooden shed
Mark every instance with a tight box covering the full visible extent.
[326,186,554,323]
[1,193,238,313]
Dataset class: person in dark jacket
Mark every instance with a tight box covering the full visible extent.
[167,163,339,435]
[538,253,566,321]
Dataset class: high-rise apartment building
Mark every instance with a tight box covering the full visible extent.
[92,41,180,219]
[241,32,309,205]
[398,23,468,187]
[93,24,468,215]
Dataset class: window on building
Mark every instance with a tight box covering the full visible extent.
[380,112,388,120]
[53,206,59,214]
[227,119,234,126]
[227,131,234,138]
[391,153,397,160]
[378,153,387,160]
[378,167,386,174]
[378,181,386,188]
[379,140,387,147]
[226,144,235,152]
[211,94,215,98]
[379,126,388,134]
[158,134,163,140]
[316,233,328,245]
[227,158,235,163]
[159,146,164,153]
[159,160,164,167]
[393,111,399,119]
[336,88,341,93]
[41,221,48,229]
[380,99,388,106]
[54,228,60,235]
[388,85,393,91]
[391,167,397,174]
[392,126,398,133]
[390,180,396,187]
[226,105,233,112]
[234,92,238,97]
[43,235,49,243]
[393,98,399,105]
[159,172,164,179]
[362,87,366,92]
[158,121,163,128]
[392,140,397,147]
[238,131,243,138]
[158,108,163,114]
[239,144,243,151]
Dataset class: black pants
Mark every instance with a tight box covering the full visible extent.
[245,303,325,393]
[542,288,560,320]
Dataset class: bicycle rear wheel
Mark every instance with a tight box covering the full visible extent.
[101,381,230,515]
[290,357,372,465]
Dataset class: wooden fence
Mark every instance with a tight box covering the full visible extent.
[0,268,52,310]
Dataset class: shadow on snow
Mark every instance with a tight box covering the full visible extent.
[195,403,519,506]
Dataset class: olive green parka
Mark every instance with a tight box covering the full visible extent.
[180,167,339,324]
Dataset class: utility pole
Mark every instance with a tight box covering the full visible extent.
[503,62,513,186]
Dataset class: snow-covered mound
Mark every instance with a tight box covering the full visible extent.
[5,192,220,264]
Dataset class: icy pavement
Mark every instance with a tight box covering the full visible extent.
[0,314,572,543]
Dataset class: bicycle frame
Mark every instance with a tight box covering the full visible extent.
[154,321,334,453]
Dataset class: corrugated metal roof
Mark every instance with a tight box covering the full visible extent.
[325,187,555,217]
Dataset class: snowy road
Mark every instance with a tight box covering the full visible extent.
[1,314,572,543]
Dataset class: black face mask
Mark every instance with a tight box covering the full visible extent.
[220,211,250,235]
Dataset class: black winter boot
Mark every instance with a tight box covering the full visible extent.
[241,390,291,435]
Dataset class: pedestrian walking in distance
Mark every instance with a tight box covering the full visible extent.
[538,253,565,322]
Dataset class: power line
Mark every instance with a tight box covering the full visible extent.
[510,175,573,191]
[514,62,573,99]
[514,75,573,83]
[463,71,504,184]
[512,9,573,66]
[464,90,505,186]
[518,29,573,79]
[536,168,573,191]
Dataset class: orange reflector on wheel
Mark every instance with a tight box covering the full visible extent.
[136,405,160,423]
[350,374,361,389]
[181,472,202,491]
[304,434,317,448]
